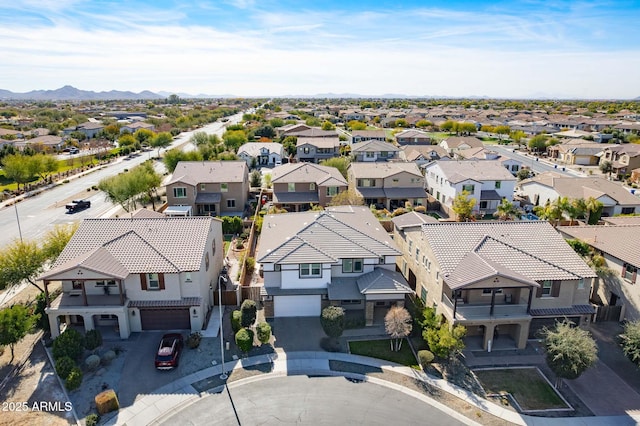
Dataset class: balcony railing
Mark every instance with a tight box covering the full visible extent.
[441,294,530,321]
[50,293,127,308]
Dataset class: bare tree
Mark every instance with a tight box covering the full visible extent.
[385,306,412,351]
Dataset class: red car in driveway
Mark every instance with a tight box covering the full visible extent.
[155,333,184,370]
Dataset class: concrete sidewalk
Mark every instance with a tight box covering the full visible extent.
[102,351,640,426]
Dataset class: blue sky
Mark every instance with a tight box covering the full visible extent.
[1,0,639,98]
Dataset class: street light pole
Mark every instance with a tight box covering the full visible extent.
[218,271,228,380]
[14,202,23,242]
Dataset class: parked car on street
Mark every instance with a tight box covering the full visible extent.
[155,333,184,370]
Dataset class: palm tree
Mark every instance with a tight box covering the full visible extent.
[534,197,566,227]
[584,197,604,225]
[494,199,521,220]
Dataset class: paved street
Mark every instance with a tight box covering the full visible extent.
[156,374,469,426]
[0,115,241,249]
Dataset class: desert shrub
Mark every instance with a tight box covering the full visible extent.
[85,413,100,426]
[52,329,85,360]
[256,322,272,345]
[65,367,83,391]
[391,208,407,217]
[85,354,101,371]
[85,329,103,350]
[101,350,116,365]
[240,299,257,328]
[231,310,242,333]
[55,356,76,380]
[235,328,254,353]
[414,205,427,213]
[418,350,435,369]
[187,332,202,349]
[235,239,245,249]
[320,306,345,339]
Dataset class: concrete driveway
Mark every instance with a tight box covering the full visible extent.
[270,317,326,352]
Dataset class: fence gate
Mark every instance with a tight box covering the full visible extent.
[241,286,261,303]
[595,305,623,322]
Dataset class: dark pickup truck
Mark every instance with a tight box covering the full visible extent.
[65,200,91,213]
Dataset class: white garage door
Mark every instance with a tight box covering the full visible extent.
[274,295,322,317]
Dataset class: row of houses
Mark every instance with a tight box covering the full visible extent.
[42,205,604,354]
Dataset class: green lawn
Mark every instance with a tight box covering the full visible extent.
[349,339,419,368]
[223,234,233,255]
[474,368,568,411]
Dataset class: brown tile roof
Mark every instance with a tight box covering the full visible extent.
[271,162,347,186]
[422,221,596,282]
[166,161,248,186]
[558,224,640,267]
[41,217,216,279]
[348,162,423,179]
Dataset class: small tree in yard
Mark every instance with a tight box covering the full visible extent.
[240,299,257,328]
[424,323,466,360]
[0,305,37,361]
[384,306,412,351]
[235,328,254,353]
[320,306,345,342]
[620,321,640,366]
[256,322,272,345]
[540,320,598,388]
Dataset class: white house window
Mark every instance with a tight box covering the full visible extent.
[288,183,295,192]
[623,263,637,283]
[185,272,192,282]
[148,273,160,290]
[482,288,503,295]
[173,187,187,198]
[366,152,374,158]
[577,278,585,289]
[309,183,316,190]
[303,147,310,154]
[227,199,236,208]
[326,187,338,196]
[342,258,363,273]
[275,264,281,271]
[72,280,82,290]
[300,263,321,277]
[415,248,420,262]
[221,183,228,192]
[200,183,206,191]
[408,240,413,253]
[462,184,475,192]
[421,287,427,303]
[542,280,552,296]
[479,201,488,209]
[379,257,385,264]
[495,181,501,189]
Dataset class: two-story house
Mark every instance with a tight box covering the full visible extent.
[559,218,640,321]
[165,161,249,217]
[394,220,596,351]
[258,206,413,325]
[237,142,284,167]
[424,160,517,218]
[348,162,426,210]
[600,144,640,179]
[351,139,400,162]
[41,216,224,339]
[519,172,640,217]
[270,162,348,212]
[350,130,387,144]
[296,137,341,163]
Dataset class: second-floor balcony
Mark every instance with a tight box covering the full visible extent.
[50,292,127,308]
[441,293,530,321]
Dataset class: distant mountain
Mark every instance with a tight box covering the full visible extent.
[0,85,164,101]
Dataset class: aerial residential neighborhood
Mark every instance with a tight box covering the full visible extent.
[2,93,640,425]
[2,1,640,424]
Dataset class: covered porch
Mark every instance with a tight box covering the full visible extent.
[328,268,414,326]
[272,191,319,212]
[195,192,221,216]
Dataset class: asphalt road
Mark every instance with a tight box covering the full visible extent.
[0,113,242,249]
[157,375,468,426]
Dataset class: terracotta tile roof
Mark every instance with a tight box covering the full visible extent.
[422,221,596,282]
[271,162,347,186]
[166,161,248,186]
[530,305,595,317]
[558,224,640,267]
[129,297,201,308]
[258,206,399,264]
[41,217,216,280]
